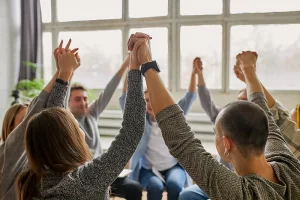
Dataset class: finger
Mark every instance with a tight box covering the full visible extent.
[134,32,152,39]
[127,34,135,51]
[62,49,66,56]
[65,39,72,51]
[58,40,63,52]
[71,48,79,53]
[132,38,147,53]
[128,37,143,51]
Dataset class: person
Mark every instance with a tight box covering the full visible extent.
[0,39,79,199]
[68,54,143,200]
[1,103,28,143]
[128,32,300,199]
[119,57,196,200]
[16,37,146,200]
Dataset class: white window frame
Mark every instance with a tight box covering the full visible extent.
[42,0,300,93]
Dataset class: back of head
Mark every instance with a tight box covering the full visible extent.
[18,107,92,200]
[217,101,269,157]
[1,104,28,143]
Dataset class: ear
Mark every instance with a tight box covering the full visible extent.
[222,136,232,154]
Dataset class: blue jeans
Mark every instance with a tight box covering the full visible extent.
[139,163,186,200]
[179,184,209,200]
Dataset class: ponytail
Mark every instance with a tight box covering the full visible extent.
[17,169,39,200]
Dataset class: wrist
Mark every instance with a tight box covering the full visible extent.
[58,70,74,81]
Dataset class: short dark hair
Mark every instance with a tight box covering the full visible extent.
[217,101,269,157]
[71,83,87,93]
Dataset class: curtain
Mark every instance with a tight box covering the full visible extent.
[19,0,43,81]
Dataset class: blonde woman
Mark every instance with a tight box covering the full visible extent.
[1,103,28,143]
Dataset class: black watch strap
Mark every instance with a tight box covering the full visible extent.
[141,61,160,77]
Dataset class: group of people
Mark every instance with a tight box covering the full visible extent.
[0,32,300,200]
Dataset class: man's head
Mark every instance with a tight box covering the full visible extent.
[144,90,154,118]
[69,83,89,117]
[214,101,269,163]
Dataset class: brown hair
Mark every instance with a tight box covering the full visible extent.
[71,83,87,93]
[1,104,28,142]
[17,107,92,200]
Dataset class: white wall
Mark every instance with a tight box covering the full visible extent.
[0,0,21,127]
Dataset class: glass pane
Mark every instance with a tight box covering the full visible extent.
[231,0,300,14]
[230,24,300,90]
[42,32,52,83]
[40,0,51,23]
[129,0,168,18]
[129,27,168,86]
[57,0,122,22]
[180,25,222,89]
[180,0,222,15]
[59,30,122,88]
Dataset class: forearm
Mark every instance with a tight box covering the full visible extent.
[261,85,276,108]
[122,75,128,93]
[188,73,197,92]
[44,71,59,93]
[197,72,205,86]
[144,69,175,115]
[243,67,264,96]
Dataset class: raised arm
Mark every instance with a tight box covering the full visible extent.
[237,51,295,159]
[75,38,145,191]
[119,72,128,111]
[132,33,242,199]
[194,57,221,123]
[89,54,130,118]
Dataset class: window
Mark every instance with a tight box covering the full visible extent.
[230,24,300,90]
[59,30,122,88]
[40,0,51,23]
[42,0,300,91]
[129,0,168,18]
[180,25,222,89]
[231,0,300,14]
[180,0,222,15]
[42,32,52,83]
[57,0,122,22]
[130,27,168,86]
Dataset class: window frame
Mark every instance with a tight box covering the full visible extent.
[42,0,300,93]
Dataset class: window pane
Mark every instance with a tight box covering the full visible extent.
[59,30,122,88]
[231,0,300,14]
[180,26,222,89]
[129,0,168,18]
[57,0,122,22]
[42,32,52,83]
[40,0,51,23]
[230,24,300,90]
[130,27,168,86]
[180,0,222,15]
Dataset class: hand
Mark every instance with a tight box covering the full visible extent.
[233,57,245,82]
[53,39,79,72]
[192,57,203,75]
[238,51,258,72]
[127,33,152,69]
[57,48,81,74]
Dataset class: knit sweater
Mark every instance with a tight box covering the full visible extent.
[157,92,300,200]
[34,70,145,200]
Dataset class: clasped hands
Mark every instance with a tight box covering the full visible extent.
[127,32,153,70]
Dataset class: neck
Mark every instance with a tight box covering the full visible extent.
[232,153,278,183]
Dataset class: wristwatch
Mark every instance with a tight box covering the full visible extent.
[141,61,160,77]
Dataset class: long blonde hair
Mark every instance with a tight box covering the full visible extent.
[17,107,92,200]
[1,104,28,142]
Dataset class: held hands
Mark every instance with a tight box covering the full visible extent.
[234,51,258,82]
[193,57,203,76]
[53,39,81,74]
[127,32,152,70]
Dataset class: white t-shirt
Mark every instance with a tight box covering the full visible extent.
[142,121,177,171]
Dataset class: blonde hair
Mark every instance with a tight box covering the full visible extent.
[17,107,92,200]
[1,104,28,142]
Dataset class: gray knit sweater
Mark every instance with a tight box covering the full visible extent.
[34,70,145,200]
[157,92,300,200]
